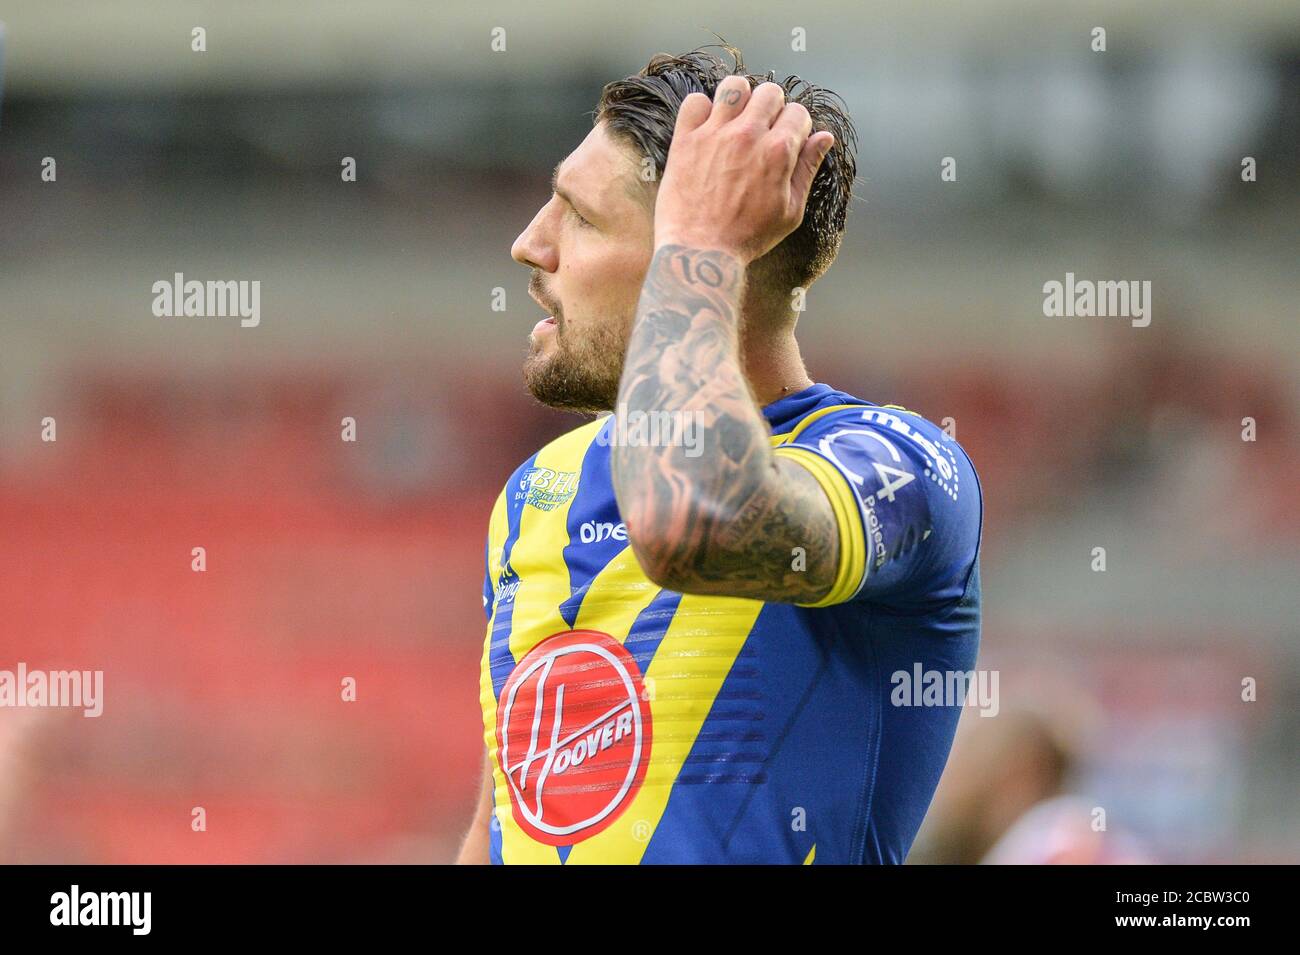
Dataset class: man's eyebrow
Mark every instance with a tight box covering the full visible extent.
[550,160,595,217]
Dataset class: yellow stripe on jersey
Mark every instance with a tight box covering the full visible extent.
[483,417,605,865]
[485,484,509,590]
[771,401,919,446]
[564,593,765,865]
[773,445,867,608]
[504,419,603,665]
[804,843,816,864]
[573,542,661,639]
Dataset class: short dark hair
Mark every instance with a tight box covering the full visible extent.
[596,45,858,294]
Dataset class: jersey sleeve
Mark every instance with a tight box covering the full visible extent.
[772,405,982,609]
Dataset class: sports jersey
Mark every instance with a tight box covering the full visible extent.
[479,382,982,863]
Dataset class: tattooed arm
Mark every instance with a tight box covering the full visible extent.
[611,244,841,603]
[610,77,839,602]
[610,76,838,602]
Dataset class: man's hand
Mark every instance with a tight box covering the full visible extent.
[652,77,835,264]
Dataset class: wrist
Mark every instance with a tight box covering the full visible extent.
[652,229,748,265]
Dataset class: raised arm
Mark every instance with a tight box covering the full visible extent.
[610,77,841,604]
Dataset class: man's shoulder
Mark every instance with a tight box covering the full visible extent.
[784,391,967,462]
[780,391,983,602]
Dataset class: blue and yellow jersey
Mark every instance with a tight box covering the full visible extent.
[479,383,982,864]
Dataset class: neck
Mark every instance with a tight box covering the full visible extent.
[741,318,813,407]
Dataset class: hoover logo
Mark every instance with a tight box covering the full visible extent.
[496,629,652,846]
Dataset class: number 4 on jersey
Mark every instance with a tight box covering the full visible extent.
[872,462,914,502]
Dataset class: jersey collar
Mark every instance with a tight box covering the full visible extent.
[762,382,837,430]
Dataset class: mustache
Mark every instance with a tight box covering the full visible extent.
[528,271,562,319]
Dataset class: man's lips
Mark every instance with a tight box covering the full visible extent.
[528,286,561,336]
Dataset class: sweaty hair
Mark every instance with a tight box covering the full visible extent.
[596,45,859,295]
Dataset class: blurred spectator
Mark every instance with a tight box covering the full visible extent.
[912,707,1151,864]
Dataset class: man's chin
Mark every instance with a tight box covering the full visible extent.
[522,355,617,415]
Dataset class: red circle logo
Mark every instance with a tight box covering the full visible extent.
[496,629,652,846]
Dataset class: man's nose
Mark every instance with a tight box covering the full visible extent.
[511,203,559,273]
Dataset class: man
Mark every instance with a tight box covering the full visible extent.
[457,47,982,864]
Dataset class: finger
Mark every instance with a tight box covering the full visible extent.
[743,82,787,129]
[674,91,713,135]
[790,131,834,209]
[770,103,814,179]
[708,75,751,124]
[770,101,813,146]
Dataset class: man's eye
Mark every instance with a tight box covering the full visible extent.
[568,208,593,228]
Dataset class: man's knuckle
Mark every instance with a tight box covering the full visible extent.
[765,135,794,158]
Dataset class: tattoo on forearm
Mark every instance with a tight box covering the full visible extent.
[611,245,838,603]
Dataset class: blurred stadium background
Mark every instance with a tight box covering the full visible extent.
[0,1,1296,863]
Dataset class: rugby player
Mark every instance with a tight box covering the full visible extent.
[457,47,983,864]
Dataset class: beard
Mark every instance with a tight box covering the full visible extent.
[523,312,629,415]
